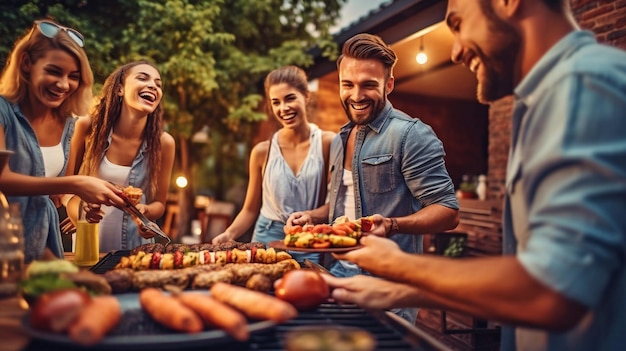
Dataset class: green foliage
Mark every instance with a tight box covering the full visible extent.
[443,237,465,258]
[0,0,348,199]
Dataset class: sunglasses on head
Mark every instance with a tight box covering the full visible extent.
[34,20,85,48]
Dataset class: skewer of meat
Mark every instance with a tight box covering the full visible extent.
[103,259,300,293]
[116,247,292,270]
[130,241,266,255]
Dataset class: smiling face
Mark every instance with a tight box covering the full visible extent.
[120,64,162,115]
[24,49,81,110]
[446,0,521,103]
[268,82,308,129]
[339,56,392,125]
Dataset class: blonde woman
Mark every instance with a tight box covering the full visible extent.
[0,20,123,262]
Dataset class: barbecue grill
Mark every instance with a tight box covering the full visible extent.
[20,251,451,351]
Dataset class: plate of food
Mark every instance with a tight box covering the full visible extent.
[22,290,277,350]
[269,240,363,253]
[271,216,372,253]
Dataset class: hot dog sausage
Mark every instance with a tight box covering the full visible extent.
[210,282,297,322]
[139,288,203,333]
[177,293,249,341]
[68,295,121,346]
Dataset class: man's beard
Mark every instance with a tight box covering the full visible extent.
[342,89,387,125]
[477,5,522,103]
[478,54,516,104]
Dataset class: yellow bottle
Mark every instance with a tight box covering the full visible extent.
[74,200,99,267]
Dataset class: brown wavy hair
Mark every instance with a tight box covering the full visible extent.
[336,33,397,82]
[0,19,93,118]
[80,61,163,200]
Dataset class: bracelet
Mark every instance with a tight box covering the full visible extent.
[386,217,399,237]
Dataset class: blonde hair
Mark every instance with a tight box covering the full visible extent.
[0,20,93,117]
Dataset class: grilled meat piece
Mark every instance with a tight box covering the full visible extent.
[105,258,299,293]
[129,241,267,255]
[150,243,164,253]
[243,242,266,250]
[191,270,235,289]
[131,243,156,256]
[245,273,272,292]
[131,269,189,290]
[103,268,134,294]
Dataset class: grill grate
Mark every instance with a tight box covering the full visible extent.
[90,250,130,273]
[53,250,451,351]
[256,303,427,350]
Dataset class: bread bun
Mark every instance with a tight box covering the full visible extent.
[123,186,143,205]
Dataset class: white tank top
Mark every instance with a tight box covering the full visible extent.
[98,156,131,252]
[343,169,356,221]
[259,123,325,222]
[339,168,359,270]
[40,142,64,177]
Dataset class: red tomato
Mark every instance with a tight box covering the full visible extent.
[285,225,303,235]
[150,252,161,269]
[360,217,374,232]
[30,288,91,332]
[174,251,184,268]
[275,269,330,310]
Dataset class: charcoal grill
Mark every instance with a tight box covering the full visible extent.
[21,251,451,351]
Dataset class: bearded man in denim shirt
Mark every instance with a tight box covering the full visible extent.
[287,33,460,324]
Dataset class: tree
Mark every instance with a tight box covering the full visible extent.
[0,0,347,238]
[0,0,139,82]
[116,0,346,237]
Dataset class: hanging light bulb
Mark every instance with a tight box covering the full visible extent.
[415,36,428,65]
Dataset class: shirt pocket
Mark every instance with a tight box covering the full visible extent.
[361,154,395,193]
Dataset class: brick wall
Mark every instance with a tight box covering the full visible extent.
[487,1,626,201]
[302,74,489,188]
[573,0,626,47]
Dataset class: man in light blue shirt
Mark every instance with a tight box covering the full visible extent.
[319,1,626,350]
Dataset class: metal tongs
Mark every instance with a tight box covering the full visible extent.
[111,183,171,247]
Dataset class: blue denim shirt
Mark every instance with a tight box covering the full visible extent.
[99,132,153,250]
[328,101,458,275]
[0,97,76,262]
[501,31,626,351]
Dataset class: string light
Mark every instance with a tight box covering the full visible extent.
[415,36,428,65]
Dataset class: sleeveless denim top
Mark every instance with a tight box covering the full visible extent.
[97,132,153,250]
[0,96,76,262]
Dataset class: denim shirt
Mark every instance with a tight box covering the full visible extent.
[99,132,153,250]
[501,31,626,351]
[0,96,76,262]
[328,101,458,260]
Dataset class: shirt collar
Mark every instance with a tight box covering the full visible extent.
[515,30,596,104]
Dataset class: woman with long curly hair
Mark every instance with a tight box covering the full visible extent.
[66,60,175,251]
[0,19,124,262]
